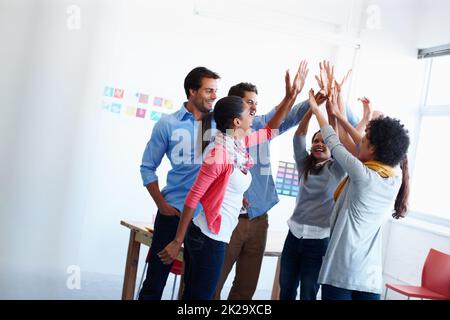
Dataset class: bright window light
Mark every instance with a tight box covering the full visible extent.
[410,116,450,219]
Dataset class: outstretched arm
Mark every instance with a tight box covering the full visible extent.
[267,61,309,129]
[295,108,312,136]
[356,97,373,135]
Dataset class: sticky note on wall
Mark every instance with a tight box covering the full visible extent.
[136,108,147,118]
[138,93,149,104]
[153,97,163,107]
[114,88,124,99]
[163,99,173,109]
[150,111,162,121]
[104,87,114,97]
[125,106,137,116]
[110,103,122,114]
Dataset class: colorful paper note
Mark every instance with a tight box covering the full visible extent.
[153,97,163,107]
[275,161,299,197]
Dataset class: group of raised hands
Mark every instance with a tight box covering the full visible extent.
[297,60,383,155]
[285,59,380,129]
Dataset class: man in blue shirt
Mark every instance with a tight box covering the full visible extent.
[138,67,220,300]
[213,82,358,300]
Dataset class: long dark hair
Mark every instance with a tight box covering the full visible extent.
[393,157,410,219]
[302,131,322,181]
[366,117,410,219]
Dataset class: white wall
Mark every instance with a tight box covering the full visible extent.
[415,0,450,48]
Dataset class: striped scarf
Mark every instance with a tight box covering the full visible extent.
[213,131,254,174]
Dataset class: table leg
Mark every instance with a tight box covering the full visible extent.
[122,230,141,300]
[271,256,281,300]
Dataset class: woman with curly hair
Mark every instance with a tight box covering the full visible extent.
[308,88,410,300]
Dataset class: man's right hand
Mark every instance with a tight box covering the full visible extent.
[158,201,180,217]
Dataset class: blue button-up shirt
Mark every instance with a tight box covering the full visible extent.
[140,101,358,219]
[140,103,206,216]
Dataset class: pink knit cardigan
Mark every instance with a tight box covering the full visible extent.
[184,126,273,233]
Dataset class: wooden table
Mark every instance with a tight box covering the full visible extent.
[121,220,285,300]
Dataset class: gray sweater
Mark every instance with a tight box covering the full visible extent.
[290,135,345,229]
[317,125,402,294]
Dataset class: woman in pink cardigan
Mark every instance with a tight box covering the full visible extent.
[158,63,309,299]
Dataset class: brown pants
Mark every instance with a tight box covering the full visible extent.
[214,213,269,300]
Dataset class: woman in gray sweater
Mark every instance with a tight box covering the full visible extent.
[279,104,346,300]
[308,88,410,300]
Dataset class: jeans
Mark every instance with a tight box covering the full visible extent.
[183,223,227,300]
[321,284,381,300]
[279,231,329,300]
[138,211,179,300]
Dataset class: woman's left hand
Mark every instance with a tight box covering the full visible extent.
[158,240,182,265]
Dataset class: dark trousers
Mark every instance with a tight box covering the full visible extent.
[138,211,179,300]
[321,284,381,300]
[279,231,329,300]
[183,223,227,300]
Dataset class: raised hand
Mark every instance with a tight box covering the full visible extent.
[318,61,330,97]
[308,89,320,114]
[284,69,291,98]
[358,96,373,121]
[324,60,335,97]
[336,69,352,93]
[328,86,341,117]
[314,90,328,106]
[295,60,309,95]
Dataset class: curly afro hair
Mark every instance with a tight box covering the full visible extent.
[366,116,410,167]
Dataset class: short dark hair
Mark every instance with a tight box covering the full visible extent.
[228,82,258,98]
[213,96,244,133]
[367,117,410,167]
[184,67,220,99]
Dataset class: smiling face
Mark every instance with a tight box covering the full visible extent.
[242,90,258,117]
[311,132,331,162]
[189,77,218,113]
[238,101,255,132]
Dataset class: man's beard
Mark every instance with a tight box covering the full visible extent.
[194,101,212,114]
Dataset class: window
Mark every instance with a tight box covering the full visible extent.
[410,53,450,222]
[410,116,450,220]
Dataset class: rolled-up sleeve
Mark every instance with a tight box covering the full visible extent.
[278,100,310,134]
[253,100,310,135]
[293,135,308,173]
[140,120,168,186]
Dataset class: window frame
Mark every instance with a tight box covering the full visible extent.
[408,55,450,226]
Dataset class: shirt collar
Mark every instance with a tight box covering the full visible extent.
[314,159,332,169]
[176,102,194,121]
